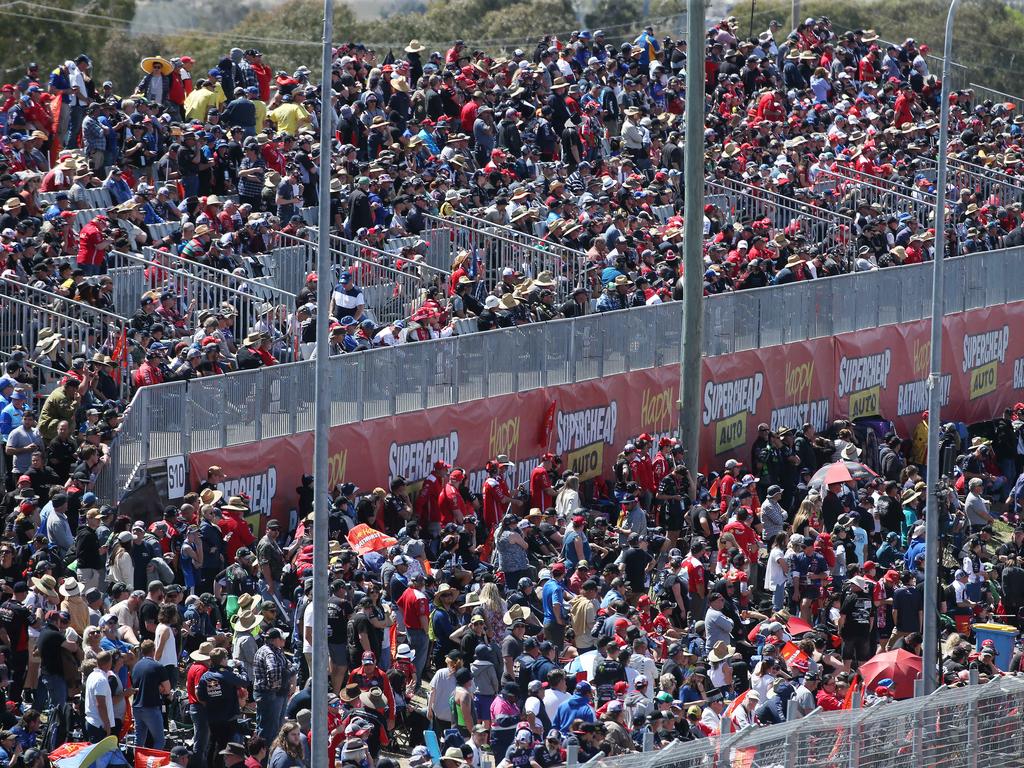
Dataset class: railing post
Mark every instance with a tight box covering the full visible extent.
[421,350,430,412]
[967,669,979,768]
[254,371,264,443]
[139,389,151,479]
[452,338,461,404]
[482,339,490,399]
[356,355,365,422]
[181,382,191,458]
[289,365,299,435]
[220,384,229,449]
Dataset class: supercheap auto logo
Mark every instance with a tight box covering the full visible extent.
[702,373,764,455]
[837,350,891,420]
[388,431,459,485]
[556,403,618,480]
[770,360,829,434]
[219,467,277,518]
[963,326,1009,400]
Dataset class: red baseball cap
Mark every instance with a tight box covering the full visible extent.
[572,515,586,527]
[550,562,566,576]
[306,272,318,282]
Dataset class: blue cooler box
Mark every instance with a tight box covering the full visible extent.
[974,623,1017,671]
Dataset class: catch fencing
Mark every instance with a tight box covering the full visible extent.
[586,675,1024,768]
[94,242,1024,500]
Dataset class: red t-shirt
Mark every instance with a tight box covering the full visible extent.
[218,511,256,564]
[481,476,512,528]
[186,661,209,704]
[530,465,553,509]
[437,483,468,526]
[76,220,107,267]
[396,586,430,631]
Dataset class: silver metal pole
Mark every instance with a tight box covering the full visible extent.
[680,0,705,473]
[311,0,333,764]
[922,0,959,697]
[791,0,800,33]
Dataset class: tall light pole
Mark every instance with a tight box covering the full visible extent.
[922,0,959,696]
[311,0,334,761]
[679,0,705,473]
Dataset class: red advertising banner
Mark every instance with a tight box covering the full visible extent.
[700,338,834,467]
[189,368,680,525]
[189,303,1024,513]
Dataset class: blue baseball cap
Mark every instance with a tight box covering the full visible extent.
[339,315,356,326]
[208,68,221,77]
[339,271,352,282]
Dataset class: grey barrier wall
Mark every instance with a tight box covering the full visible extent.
[94,244,1024,502]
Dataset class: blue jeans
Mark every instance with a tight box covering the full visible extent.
[37,672,67,711]
[772,583,787,612]
[407,628,429,685]
[181,175,199,198]
[189,703,209,768]
[254,691,286,743]
[133,705,165,749]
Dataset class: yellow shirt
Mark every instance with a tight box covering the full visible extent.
[253,99,268,132]
[911,419,929,465]
[184,87,221,122]
[268,103,310,136]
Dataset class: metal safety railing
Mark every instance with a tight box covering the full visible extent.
[424,212,592,298]
[0,279,133,398]
[969,81,1024,111]
[92,242,1024,501]
[816,167,935,228]
[275,231,447,325]
[913,154,1024,208]
[590,676,1024,768]
[109,250,297,339]
[706,177,855,266]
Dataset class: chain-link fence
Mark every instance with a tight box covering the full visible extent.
[583,676,1024,768]
[94,243,1024,500]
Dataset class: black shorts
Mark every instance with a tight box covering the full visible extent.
[329,644,349,667]
[841,635,873,663]
[661,504,684,531]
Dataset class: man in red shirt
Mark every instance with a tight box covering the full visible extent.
[683,540,708,620]
[722,508,760,577]
[481,458,520,529]
[530,453,556,510]
[718,458,742,510]
[218,496,256,564]
[893,82,915,128]
[415,460,448,536]
[653,437,675,486]
[634,434,657,503]
[460,90,483,133]
[76,214,113,275]
[133,346,165,389]
[395,572,430,685]
[185,642,213,760]
[437,468,470,526]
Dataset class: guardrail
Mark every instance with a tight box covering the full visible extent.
[92,242,1024,501]
[591,675,1024,768]
[275,231,447,324]
[817,167,935,228]
[705,177,855,267]
[423,212,591,297]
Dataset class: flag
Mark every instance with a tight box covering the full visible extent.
[537,401,557,448]
[51,736,128,768]
[346,523,398,555]
[841,680,861,709]
[110,327,128,387]
[723,689,748,721]
[382,49,395,66]
[780,641,809,671]
[134,748,171,768]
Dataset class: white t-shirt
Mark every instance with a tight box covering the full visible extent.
[85,668,113,729]
[302,601,316,653]
[542,689,571,722]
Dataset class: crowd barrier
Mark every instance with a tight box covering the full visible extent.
[593,676,1024,768]
[705,177,855,267]
[92,243,1024,504]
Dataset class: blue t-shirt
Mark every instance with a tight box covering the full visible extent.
[541,579,565,624]
[132,656,167,708]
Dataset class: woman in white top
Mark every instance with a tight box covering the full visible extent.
[555,476,581,519]
[154,604,179,685]
[108,532,134,588]
[763,532,790,612]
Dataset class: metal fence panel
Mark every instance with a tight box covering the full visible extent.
[92,244,1024,502]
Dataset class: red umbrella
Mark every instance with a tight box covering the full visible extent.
[858,649,922,699]
[786,616,814,636]
[820,461,854,485]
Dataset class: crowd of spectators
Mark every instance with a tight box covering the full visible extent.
[0,12,1023,768]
